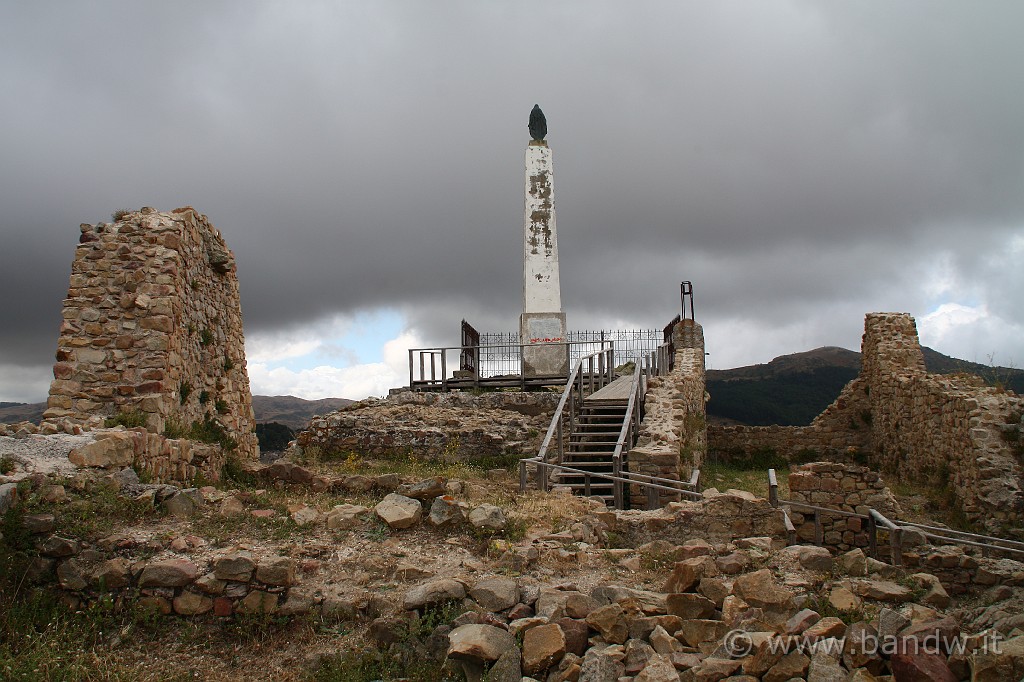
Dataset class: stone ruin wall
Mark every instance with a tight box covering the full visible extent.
[708,377,873,463]
[298,391,558,463]
[786,462,901,553]
[43,207,258,473]
[628,319,707,506]
[862,312,1024,535]
[708,312,1024,536]
[785,462,1023,595]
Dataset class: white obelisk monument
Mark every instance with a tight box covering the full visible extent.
[520,105,568,377]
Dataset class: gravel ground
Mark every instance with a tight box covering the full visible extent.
[0,433,94,479]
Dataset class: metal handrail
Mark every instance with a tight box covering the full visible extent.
[767,468,1024,564]
[610,357,645,507]
[530,460,703,508]
[520,348,615,492]
[897,521,1024,550]
[519,339,698,510]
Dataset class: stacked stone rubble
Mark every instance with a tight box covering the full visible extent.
[298,392,557,462]
[43,207,257,461]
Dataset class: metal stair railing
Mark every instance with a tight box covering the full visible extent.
[520,342,705,508]
[519,347,615,493]
[610,355,644,508]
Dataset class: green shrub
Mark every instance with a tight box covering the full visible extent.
[103,409,148,429]
[221,455,258,488]
[179,381,192,405]
[200,328,214,346]
[198,390,210,405]
[164,415,237,451]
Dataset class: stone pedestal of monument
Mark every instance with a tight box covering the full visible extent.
[520,312,568,376]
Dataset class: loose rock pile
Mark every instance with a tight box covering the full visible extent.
[5,449,1024,681]
[414,540,1024,681]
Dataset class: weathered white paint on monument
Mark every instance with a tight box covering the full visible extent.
[522,140,562,313]
[520,130,568,377]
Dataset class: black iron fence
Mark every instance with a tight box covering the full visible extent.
[472,329,662,376]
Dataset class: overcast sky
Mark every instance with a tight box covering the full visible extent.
[2,1,1022,403]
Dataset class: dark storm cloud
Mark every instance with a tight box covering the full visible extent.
[2,1,1023,401]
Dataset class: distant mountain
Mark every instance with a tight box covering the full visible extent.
[707,348,861,426]
[707,345,1024,427]
[0,395,354,431]
[250,395,355,430]
[0,402,46,424]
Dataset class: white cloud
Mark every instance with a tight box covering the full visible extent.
[0,364,52,404]
[918,303,1023,367]
[245,315,355,365]
[247,329,423,399]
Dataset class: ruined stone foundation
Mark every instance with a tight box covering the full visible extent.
[44,207,258,461]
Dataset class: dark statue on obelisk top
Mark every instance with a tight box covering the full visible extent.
[529,104,547,141]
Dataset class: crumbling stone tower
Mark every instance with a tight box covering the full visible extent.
[44,207,258,460]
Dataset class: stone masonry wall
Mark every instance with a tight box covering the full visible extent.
[862,312,1024,535]
[786,462,901,552]
[298,391,558,463]
[707,377,873,464]
[708,311,1023,536]
[628,319,707,506]
[44,207,258,461]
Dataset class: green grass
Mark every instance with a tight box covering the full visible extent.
[316,448,521,481]
[22,480,164,541]
[311,648,459,682]
[0,591,146,681]
[310,600,468,682]
[700,461,789,500]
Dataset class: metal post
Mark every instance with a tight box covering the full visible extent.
[565,342,571,382]
[556,418,563,463]
[440,351,447,391]
[768,469,779,507]
[613,458,623,509]
[867,514,877,558]
[519,460,527,492]
[647,486,659,510]
[584,474,591,497]
[520,342,526,391]
[891,527,903,567]
[783,509,797,546]
[409,349,415,387]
